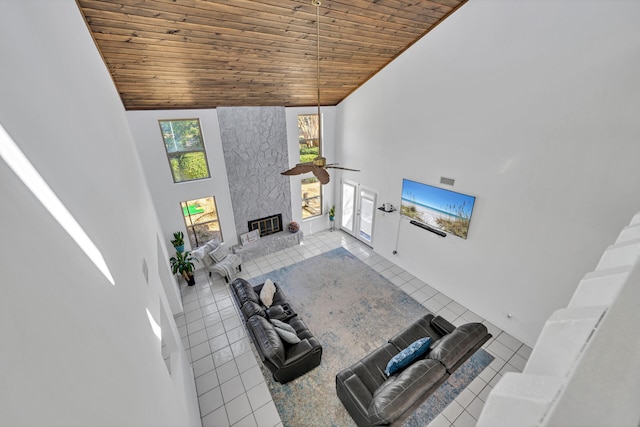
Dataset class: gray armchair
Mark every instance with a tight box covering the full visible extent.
[192,240,242,283]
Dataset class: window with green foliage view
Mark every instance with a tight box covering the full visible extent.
[159,119,210,183]
[298,114,322,219]
[180,196,222,248]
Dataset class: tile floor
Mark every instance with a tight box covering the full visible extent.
[173,230,532,427]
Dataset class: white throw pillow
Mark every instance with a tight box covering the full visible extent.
[270,319,300,344]
[260,279,277,308]
[205,238,220,250]
[208,244,227,263]
[191,245,208,261]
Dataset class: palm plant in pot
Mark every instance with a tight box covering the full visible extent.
[171,231,185,253]
[170,250,195,286]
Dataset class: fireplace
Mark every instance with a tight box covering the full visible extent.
[248,214,283,237]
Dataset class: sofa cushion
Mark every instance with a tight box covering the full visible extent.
[260,279,277,307]
[270,318,301,344]
[271,289,290,307]
[287,316,313,341]
[202,253,214,268]
[385,337,432,376]
[348,343,400,395]
[241,301,266,320]
[232,279,259,305]
[388,314,436,351]
[340,373,373,423]
[368,359,447,425]
[431,315,456,336]
[266,304,295,321]
[248,315,285,367]
[428,323,489,371]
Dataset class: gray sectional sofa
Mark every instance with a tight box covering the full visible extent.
[230,278,323,383]
[336,314,491,426]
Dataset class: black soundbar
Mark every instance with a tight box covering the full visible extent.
[410,220,447,237]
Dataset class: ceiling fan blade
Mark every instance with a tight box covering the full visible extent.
[326,165,361,172]
[281,163,314,176]
[312,166,331,185]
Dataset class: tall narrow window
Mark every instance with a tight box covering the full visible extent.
[159,119,210,183]
[298,114,322,219]
[180,197,222,247]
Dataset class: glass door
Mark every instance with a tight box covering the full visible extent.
[341,180,377,245]
[341,181,357,235]
[358,189,376,244]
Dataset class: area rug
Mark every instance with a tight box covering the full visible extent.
[249,247,493,427]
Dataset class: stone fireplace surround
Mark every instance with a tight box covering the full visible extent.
[248,213,283,237]
[232,230,303,261]
[218,106,302,260]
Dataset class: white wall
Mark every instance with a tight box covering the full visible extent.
[0,2,199,426]
[126,109,238,257]
[127,106,339,251]
[476,213,640,426]
[545,256,640,426]
[336,0,640,345]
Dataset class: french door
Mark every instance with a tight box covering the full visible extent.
[340,180,377,245]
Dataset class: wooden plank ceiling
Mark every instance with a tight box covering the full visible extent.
[77,0,467,110]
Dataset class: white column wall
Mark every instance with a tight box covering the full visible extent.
[127,106,340,250]
[0,2,199,426]
[335,0,640,345]
[126,109,238,257]
[285,106,337,235]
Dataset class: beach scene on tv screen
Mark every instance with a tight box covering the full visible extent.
[400,179,475,239]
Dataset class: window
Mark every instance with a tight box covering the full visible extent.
[159,119,210,183]
[298,114,322,219]
[180,197,222,247]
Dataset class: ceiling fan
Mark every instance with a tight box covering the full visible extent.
[281,0,359,185]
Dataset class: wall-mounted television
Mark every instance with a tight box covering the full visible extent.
[400,179,476,239]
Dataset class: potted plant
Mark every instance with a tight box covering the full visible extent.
[171,231,185,253]
[328,205,336,231]
[170,250,195,286]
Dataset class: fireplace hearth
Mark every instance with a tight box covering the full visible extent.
[248,214,283,237]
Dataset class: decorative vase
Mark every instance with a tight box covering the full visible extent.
[288,222,300,233]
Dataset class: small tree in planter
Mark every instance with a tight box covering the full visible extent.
[171,231,185,253]
[170,250,195,286]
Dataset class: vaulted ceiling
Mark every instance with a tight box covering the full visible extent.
[77,0,467,111]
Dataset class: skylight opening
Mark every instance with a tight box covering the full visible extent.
[0,123,115,285]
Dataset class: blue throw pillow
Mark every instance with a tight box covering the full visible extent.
[385,337,432,376]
